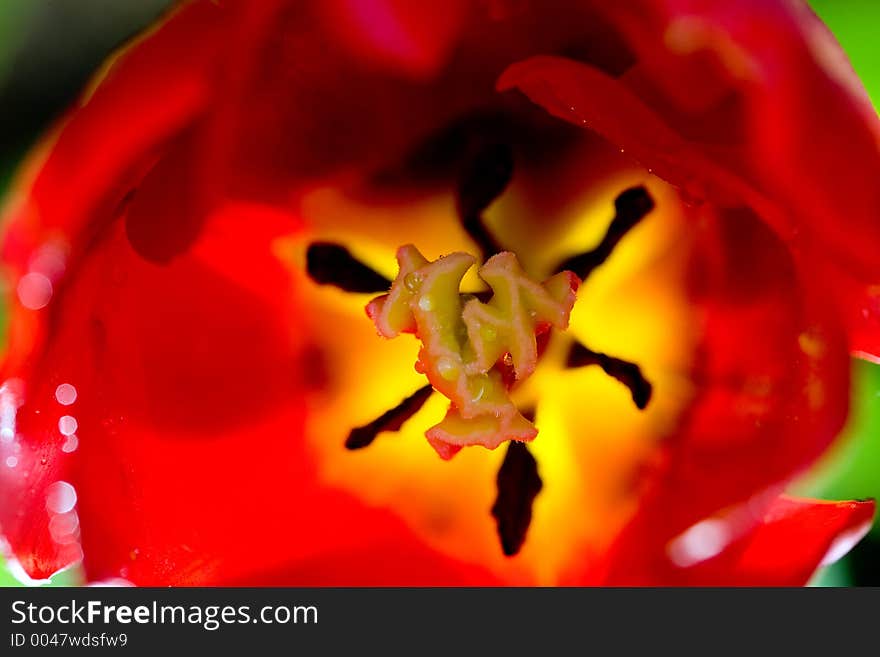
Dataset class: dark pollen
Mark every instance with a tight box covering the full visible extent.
[306,242,391,294]
[491,441,543,557]
[554,185,654,279]
[345,385,434,450]
[567,342,653,410]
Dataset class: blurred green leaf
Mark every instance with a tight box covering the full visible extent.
[796,360,880,517]
[810,0,880,107]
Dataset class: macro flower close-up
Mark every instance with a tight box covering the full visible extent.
[0,0,879,588]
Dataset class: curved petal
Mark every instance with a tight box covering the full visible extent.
[316,0,468,80]
[0,1,227,276]
[603,495,876,585]
[0,1,231,581]
[0,192,507,585]
[499,0,880,357]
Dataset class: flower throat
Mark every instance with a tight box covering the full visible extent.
[305,143,655,556]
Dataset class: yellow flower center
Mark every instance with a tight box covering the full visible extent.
[288,134,698,582]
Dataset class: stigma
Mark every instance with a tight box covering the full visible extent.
[366,245,580,459]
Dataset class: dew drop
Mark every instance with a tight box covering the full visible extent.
[58,415,78,436]
[471,374,490,403]
[418,295,434,311]
[17,273,53,310]
[45,481,77,514]
[61,435,79,454]
[404,272,422,292]
[55,383,77,406]
[5,455,18,468]
[667,518,730,568]
[49,511,80,544]
[436,357,459,381]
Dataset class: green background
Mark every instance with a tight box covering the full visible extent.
[0,0,878,586]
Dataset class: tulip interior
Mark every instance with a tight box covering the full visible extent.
[305,158,659,556]
[0,0,876,588]
[295,116,699,583]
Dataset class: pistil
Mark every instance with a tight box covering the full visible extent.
[366,245,580,459]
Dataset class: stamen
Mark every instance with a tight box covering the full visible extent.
[345,385,434,450]
[306,242,391,293]
[554,186,654,279]
[456,143,514,258]
[567,342,653,410]
[491,441,543,557]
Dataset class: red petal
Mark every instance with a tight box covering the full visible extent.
[563,203,852,584]
[1,0,867,586]
[0,2,232,579]
[316,0,467,79]
[1,196,502,585]
[0,2,228,273]
[498,55,711,200]
[499,0,880,357]
[222,490,502,586]
[603,495,875,586]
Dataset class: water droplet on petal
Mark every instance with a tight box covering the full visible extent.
[17,273,53,310]
[61,435,79,453]
[667,518,730,568]
[436,357,459,381]
[58,415,77,436]
[404,272,422,292]
[49,511,79,544]
[45,481,77,514]
[471,374,490,403]
[55,383,77,406]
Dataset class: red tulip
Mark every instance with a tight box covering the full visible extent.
[0,0,876,586]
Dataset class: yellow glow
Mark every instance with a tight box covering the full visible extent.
[290,164,699,584]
